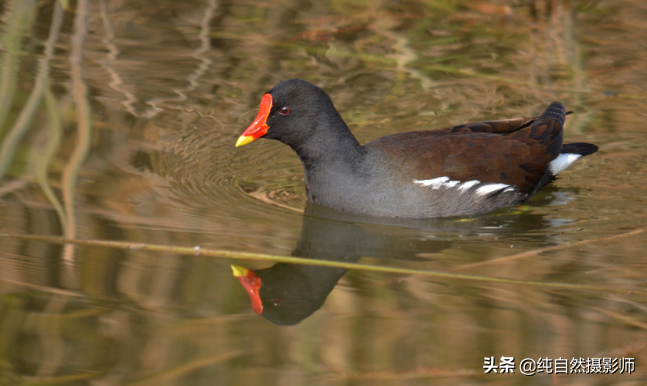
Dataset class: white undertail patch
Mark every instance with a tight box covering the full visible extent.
[549,153,582,175]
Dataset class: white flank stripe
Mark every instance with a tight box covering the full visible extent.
[457,180,480,192]
[413,176,453,189]
[549,153,582,175]
[414,178,515,196]
[476,183,511,196]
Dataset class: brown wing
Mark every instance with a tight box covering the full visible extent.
[367,103,566,195]
[444,116,537,134]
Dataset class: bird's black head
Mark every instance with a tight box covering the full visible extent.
[235,79,343,149]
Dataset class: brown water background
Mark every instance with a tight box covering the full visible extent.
[1,0,646,385]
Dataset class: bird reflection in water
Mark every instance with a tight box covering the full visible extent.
[232,199,563,325]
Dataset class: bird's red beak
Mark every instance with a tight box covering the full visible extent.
[236,93,273,147]
[231,265,263,314]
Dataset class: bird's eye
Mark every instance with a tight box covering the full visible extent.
[271,298,281,307]
[279,107,290,116]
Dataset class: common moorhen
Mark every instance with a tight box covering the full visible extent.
[236,79,598,218]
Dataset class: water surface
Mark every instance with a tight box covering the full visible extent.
[1,0,646,385]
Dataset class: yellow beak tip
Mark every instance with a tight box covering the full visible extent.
[235,135,255,147]
[231,264,248,277]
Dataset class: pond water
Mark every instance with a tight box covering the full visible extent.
[1,0,646,385]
